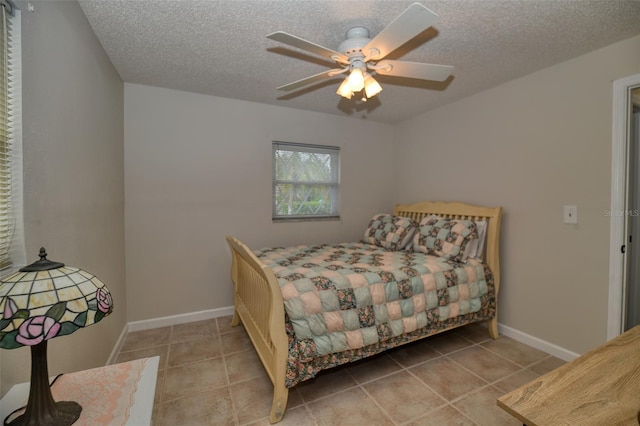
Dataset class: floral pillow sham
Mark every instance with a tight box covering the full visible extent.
[363,214,417,251]
[412,216,478,262]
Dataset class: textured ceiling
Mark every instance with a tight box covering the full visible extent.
[78,0,640,124]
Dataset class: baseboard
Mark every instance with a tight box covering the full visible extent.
[127,306,235,333]
[107,323,129,365]
[116,307,580,363]
[497,323,580,362]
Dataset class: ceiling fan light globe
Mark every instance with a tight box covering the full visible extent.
[347,68,365,92]
[364,75,382,98]
[336,78,353,99]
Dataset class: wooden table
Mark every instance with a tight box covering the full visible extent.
[497,325,640,426]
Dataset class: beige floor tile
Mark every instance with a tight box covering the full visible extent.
[482,336,549,367]
[217,315,241,334]
[286,388,304,409]
[448,345,521,383]
[114,318,556,425]
[493,369,540,394]
[229,375,277,425]
[386,340,441,367]
[427,331,474,355]
[120,326,172,351]
[221,328,254,354]
[168,336,222,367]
[154,369,165,406]
[151,403,161,426]
[363,370,447,423]
[528,355,566,375]
[307,387,394,426]
[171,318,218,343]
[225,348,268,383]
[454,323,493,343]
[410,357,488,401]
[246,405,316,426]
[164,357,228,401]
[115,344,169,371]
[237,387,304,422]
[295,365,358,403]
[158,386,235,426]
[346,353,402,384]
[453,386,522,426]
[404,404,477,426]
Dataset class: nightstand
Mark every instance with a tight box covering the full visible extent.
[1,356,159,425]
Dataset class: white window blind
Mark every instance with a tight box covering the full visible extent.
[272,142,340,221]
[0,0,24,272]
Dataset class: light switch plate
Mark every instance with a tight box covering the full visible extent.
[564,205,578,224]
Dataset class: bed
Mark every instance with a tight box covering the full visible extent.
[226,201,502,423]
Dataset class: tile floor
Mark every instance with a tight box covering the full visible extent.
[115,317,565,426]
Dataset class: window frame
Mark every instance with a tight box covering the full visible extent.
[272,141,341,222]
[0,1,25,274]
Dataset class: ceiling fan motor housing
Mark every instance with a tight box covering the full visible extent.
[338,27,371,59]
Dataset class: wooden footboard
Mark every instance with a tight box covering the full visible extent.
[225,236,289,423]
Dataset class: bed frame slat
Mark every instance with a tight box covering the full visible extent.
[226,236,289,423]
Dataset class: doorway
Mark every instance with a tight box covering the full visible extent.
[608,74,640,339]
[625,88,640,331]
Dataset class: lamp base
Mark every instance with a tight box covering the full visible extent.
[5,401,81,426]
[3,342,82,426]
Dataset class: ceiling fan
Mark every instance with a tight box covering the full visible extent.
[266,2,453,101]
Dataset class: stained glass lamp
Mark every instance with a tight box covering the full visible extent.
[0,248,114,426]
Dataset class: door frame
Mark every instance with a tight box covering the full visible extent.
[608,73,640,339]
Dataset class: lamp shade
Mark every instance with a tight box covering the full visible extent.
[0,248,113,350]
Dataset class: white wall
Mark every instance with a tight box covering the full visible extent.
[394,34,640,354]
[124,84,395,321]
[1,0,125,395]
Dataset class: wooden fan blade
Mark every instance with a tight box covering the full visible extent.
[267,32,349,64]
[276,69,344,91]
[362,3,439,61]
[374,60,453,82]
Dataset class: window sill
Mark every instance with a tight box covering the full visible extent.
[272,216,341,223]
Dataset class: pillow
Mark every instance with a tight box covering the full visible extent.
[464,220,487,260]
[412,217,478,262]
[363,214,417,251]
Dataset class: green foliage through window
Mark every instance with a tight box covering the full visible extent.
[272,142,340,220]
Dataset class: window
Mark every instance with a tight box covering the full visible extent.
[0,0,24,272]
[272,142,340,221]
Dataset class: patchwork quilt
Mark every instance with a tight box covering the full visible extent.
[254,242,496,387]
